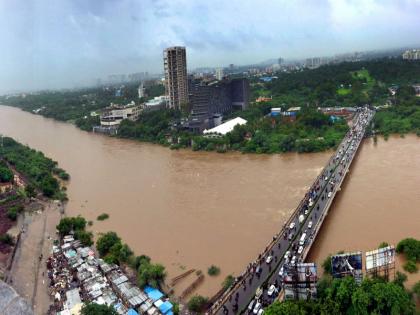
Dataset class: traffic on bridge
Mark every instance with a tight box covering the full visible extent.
[208,107,374,315]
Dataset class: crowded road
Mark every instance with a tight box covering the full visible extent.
[209,108,374,315]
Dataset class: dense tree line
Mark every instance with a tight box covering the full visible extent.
[56,216,93,246]
[265,276,415,315]
[0,137,68,199]
[0,161,14,183]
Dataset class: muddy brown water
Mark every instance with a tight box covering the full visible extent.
[307,135,420,288]
[1,105,419,297]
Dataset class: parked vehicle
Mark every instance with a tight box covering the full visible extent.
[278,266,284,277]
[266,256,273,264]
[267,284,277,296]
[289,222,295,229]
[253,302,262,315]
[298,246,304,254]
[308,221,313,229]
[290,256,297,265]
[248,300,255,312]
[328,191,332,198]
[257,309,264,315]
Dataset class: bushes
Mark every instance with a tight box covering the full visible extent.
[6,205,24,221]
[80,302,118,315]
[97,213,110,221]
[403,261,418,273]
[0,162,14,183]
[56,216,93,246]
[0,137,68,200]
[187,295,209,312]
[0,233,14,246]
[207,265,220,276]
[137,260,166,289]
[222,275,235,290]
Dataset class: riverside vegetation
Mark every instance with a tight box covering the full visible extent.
[1,59,419,153]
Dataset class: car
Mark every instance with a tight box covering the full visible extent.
[256,265,262,275]
[257,309,264,315]
[328,191,332,198]
[284,251,291,259]
[267,284,277,296]
[278,266,284,277]
[308,198,314,207]
[253,302,262,314]
[324,176,328,181]
[289,222,295,229]
[266,256,273,264]
[298,246,304,254]
[304,209,309,215]
[288,233,294,241]
[290,256,297,265]
[255,287,263,299]
[248,300,256,312]
[308,221,313,229]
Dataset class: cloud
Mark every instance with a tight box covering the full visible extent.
[0,0,419,92]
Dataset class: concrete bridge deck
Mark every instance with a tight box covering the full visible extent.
[208,108,374,315]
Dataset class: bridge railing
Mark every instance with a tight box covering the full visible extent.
[208,112,366,314]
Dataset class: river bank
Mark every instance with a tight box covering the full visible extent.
[1,105,419,301]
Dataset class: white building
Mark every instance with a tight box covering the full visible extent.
[215,68,224,81]
[100,102,141,127]
[203,117,247,136]
[138,82,146,98]
[402,49,420,60]
[143,96,168,111]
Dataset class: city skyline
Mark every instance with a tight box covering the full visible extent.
[1,0,420,93]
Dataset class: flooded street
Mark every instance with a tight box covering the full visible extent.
[307,134,420,288]
[0,105,330,297]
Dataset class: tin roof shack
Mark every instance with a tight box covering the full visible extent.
[116,282,148,308]
[64,288,82,310]
[97,259,118,275]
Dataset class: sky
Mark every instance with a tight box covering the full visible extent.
[0,0,419,93]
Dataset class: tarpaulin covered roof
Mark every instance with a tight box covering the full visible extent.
[158,301,173,314]
[127,309,139,315]
[144,286,164,301]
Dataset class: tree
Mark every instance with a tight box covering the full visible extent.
[264,301,304,315]
[322,254,332,274]
[56,216,87,235]
[187,295,208,312]
[137,261,166,289]
[393,271,407,287]
[378,241,389,249]
[222,275,235,290]
[80,302,118,315]
[207,265,220,276]
[0,163,13,183]
[96,232,121,257]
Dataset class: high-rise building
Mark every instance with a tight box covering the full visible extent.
[215,68,224,81]
[188,78,250,132]
[163,46,188,109]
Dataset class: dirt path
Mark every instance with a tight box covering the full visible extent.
[6,200,63,315]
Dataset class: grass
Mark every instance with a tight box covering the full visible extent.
[337,88,351,95]
[207,265,221,276]
[97,213,110,221]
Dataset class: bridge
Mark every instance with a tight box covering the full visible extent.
[207,108,374,315]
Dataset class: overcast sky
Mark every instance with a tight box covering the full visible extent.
[0,0,419,93]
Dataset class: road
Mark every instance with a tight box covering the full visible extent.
[209,108,374,315]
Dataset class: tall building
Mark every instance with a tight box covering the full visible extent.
[163,46,188,109]
[188,78,250,132]
[215,68,224,81]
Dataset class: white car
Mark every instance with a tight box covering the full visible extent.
[308,198,314,207]
[257,309,264,315]
[298,246,304,254]
[253,302,262,314]
[248,300,255,312]
[324,176,328,181]
[289,222,295,229]
[266,256,273,264]
[304,209,309,215]
[267,284,277,296]
[308,221,313,229]
[328,191,332,198]
[278,266,284,277]
[291,256,297,265]
[284,251,291,259]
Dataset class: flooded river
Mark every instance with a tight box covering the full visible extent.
[1,105,419,296]
[0,105,330,297]
[307,134,420,288]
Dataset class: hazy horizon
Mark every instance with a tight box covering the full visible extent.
[1,0,420,93]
